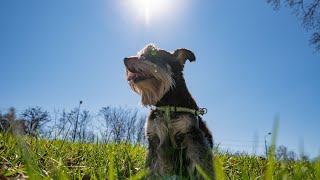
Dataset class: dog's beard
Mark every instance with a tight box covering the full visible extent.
[128,62,175,106]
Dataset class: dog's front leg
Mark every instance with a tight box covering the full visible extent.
[146,135,160,177]
[184,128,215,179]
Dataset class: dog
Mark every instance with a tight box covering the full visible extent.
[124,44,215,179]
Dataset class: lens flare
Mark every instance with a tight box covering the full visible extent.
[125,0,185,25]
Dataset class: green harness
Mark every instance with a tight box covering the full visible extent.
[154,106,207,149]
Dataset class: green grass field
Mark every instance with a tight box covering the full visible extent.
[0,133,319,179]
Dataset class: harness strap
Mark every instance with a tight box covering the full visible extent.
[154,106,207,149]
[155,106,207,116]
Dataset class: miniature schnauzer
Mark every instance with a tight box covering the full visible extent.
[124,44,214,179]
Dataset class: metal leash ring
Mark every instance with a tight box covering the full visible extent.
[198,108,208,115]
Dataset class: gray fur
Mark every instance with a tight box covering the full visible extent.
[124,44,215,179]
[145,112,214,179]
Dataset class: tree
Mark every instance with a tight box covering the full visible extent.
[20,107,51,137]
[98,107,113,142]
[77,110,93,142]
[55,108,93,142]
[287,150,297,161]
[0,117,10,131]
[1,105,146,144]
[275,145,297,161]
[55,109,71,139]
[124,109,137,143]
[276,145,288,160]
[4,107,17,123]
[135,115,146,144]
[98,106,146,144]
[267,0,320,51]
[1,107,28,135]
[110,107,128,143]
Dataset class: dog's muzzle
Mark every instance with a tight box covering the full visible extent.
[124,57,152,83]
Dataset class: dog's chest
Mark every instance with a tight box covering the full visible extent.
[146,113,197,144]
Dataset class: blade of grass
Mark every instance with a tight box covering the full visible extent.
[108,151,115,180]
[214,155,226,180]
[316,159,320,179]
[129,169,146,180]
[265,115,279,180]
[195,164,211,180]
[17,136,43,179]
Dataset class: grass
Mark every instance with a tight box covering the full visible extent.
[0,132,145,179]
[0,132,319,179]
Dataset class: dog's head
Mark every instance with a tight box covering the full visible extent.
[124,44,195,106]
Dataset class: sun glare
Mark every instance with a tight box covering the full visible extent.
[126,0,181,25]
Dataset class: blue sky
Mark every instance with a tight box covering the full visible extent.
[0,0,319,158]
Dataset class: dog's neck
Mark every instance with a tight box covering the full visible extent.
[155,77,198,109]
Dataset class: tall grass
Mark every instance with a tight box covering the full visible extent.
[0,131,319,179]
[0,132,145,179]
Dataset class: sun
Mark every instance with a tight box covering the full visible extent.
[126,0,177,25]
[135,0,152,24]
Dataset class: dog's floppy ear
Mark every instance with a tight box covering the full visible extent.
[173,48,196,65]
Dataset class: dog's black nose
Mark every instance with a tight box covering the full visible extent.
[124,57,136,67]
[124,57,130,66]
[123,57,130,63]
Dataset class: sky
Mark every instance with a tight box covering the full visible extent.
[0,0,319,158]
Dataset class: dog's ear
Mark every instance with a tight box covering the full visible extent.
[173,48,196,65]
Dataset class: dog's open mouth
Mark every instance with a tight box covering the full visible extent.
[126,70,152,83]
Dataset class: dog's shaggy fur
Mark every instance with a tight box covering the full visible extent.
[124,44,215,179]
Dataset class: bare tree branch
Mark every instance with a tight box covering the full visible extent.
[267,0,320,51]
[98,106,146,144]
[310,32,320,50]
[267,0,281,10]
[20,106,50,137]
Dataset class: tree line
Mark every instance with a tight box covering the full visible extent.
[1,106,315,161]
[0,106,146,144]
